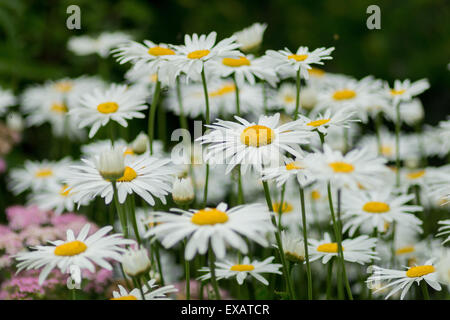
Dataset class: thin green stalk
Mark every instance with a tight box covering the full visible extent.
[112,181,128,238]
[176,77,188,130]
[200,68,211,207]
[137,277,146,300]
[294,69,301,119]
[126,195,141,245]
[184,240,190,300]
[203,164,210,207]
[395,101,401,187]
[299,186,312,300]
[326,259,334,300]
[262,181,295,300]
[233,74,241,117]
[421,281,430,300]
[237,167,244,204]
[277,184,286,231]
[375,112,383,155]
[208,246,221,299]
[153,242,165,286]
[148,80,162,155]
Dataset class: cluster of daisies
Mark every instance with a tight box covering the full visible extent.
[0,22,449,301]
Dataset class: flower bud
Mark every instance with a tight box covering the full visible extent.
[172,177,194,206]
[122,246,151,277]
[96,147,125,181]
[131,132,149,155]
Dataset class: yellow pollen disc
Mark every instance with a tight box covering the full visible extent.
[311,190,321,200]
[54,240,87,256]
[222,56,251,67]
[117,166,137,182]
[333,89,356,100]
[54,82,73,92]
[407,170,425,180]
[150,74,158,82]
[288,54,308,61]
[380,145,393,156]
[97,102,119,114]
[191,208,229,225]
[123,148,134,156]
[240,125,275,147]
[209,84,235,97]
[317,243,342,253]
[110,295,138,300]
[362,201,390,213]
[230,264,255,272]
[59,185,71,197]
[307,119,330,127]
[406,265,435,278]
[147,46,175,56]
[285,162,302,170]
[187,49,210,59]
[283,95,295,103]
[329,161,354,173]
[35,169,53,178]
[396,246,415,255]
[308,67,325,77]
[390,89,406,96]
[51,103,68,113]
[272,201,293,214]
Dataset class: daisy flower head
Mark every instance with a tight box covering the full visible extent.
[342,189,423,236]
[385,78,430,105]
[262,156,314,188]
[274,230,305,264]
[170,32,241,82]
[367,259,441,300]
[198,256,281,285]
[304,144,389,191]
[233,22,267,53]
[15,224,134,285]
[145,202,274,260]
[67,31,131,57]
[70,83,148,138]
[265,46,334,80]
[309,233,379,265]
[110,279,177,300]
[66,152,178,206]
[297,107,359,135]
[385,98,424,126]
[197,113,314,174]
[0,87,16,115]
[8,158,73,195]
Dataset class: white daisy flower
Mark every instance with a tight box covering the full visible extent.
[70,83,148,138]
[145,202,275,260]
[66,153,178,206]
[110,279,178,300]
[385,98,424,126]
[197,113,314,173]
[169,32,241,82]
[8,158,73,195]
[296,107,359,135]
[264,46,334,80]
[274,230,305,263]
[67,31,132,57]
[262,156,313,188]
[367,259,442,300]
[304,144,389,190]
[0,87,16,115]
[309,233,379,265]
[342,189,423,236]
[198,256,281,285]
[233,22,267,53]
[15,224,134,285]
[385,78,430,105]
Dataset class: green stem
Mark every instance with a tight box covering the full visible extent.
[237,167,244,204]
[233,74,241,117]
[126,195,141,245]
[148,80,161,155]
[395,101,401,187]
[294,69,301,119]
[200,68,210,125]
[326,259,334,300]
[137,277,146,300]
[262,181,295,300]
[421,281,430,300]
[176,77,188,131]
[203,164,210,207]
[112,181,128,238]
[375,112,383,155]
[153,243,165,286]
[184,240,190,300]
[208,246,221,299]
[299,186,312,300]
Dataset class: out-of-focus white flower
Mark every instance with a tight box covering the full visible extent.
[233,22,267,53]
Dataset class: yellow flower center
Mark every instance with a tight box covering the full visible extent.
[406,265,435,278]
[54,82,73,92]
[332,89,356,100]
[35,169,53,178]
[285,162,302,171]
[317,243,342,253]
[147,46,175,56]
[390,89,406,96]
[150,74,158,82]
[59,185,71,197]
[209,84,235,97]
[222,56,251,67]
[117,166,137,182]
[407,170,425,180]
[123,148,134,156]
[288,54,308,61]
[283,95,295,103]
[97,102,119,114]
[311,190,321,200]
[329,161,354,173]
[240,125,275,147]
[362,201,390,213]
[191,208,229,225]
[110,295,138,300]
[54,240,87,256]
[51,103,68,114]
[187,49,210,59]
[396,246,415,255]
[308,67,325,77]
[230,264,255,272]
[307,119,330,127]
[380,145,393,156]
[273,201,293,214]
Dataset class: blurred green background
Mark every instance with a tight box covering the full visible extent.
[0,0,449,122]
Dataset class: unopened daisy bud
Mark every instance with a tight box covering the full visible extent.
[172,177,194,206]
[6,112,24,132]
[131,132,149,155]
[122,246,151,277]
[280,231,305,264]
[300,87,318,110]
[97,147,125,181]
